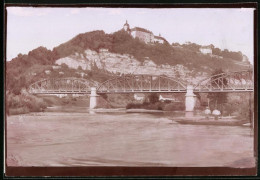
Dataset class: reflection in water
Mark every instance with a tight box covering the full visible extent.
[6,108,255,167]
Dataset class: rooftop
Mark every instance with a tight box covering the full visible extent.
[154,35,167,42]
[131,27,152,34]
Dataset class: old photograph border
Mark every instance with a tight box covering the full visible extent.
[3,1,258,177]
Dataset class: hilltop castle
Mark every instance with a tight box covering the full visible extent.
[123,20,167,44]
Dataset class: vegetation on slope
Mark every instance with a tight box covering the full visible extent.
[175,42,244,61]
[53,30,113,58]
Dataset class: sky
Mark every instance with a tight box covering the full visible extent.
[6,7,254,64]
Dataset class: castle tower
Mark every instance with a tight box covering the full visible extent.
[123,20,130,33]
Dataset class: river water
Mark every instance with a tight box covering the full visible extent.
[6,107,255,167]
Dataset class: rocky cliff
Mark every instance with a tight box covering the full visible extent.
[55,49,193,81]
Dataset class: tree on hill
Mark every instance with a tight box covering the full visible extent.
[53,30,113,59]
[212,47,243,61]
[8,46,55,69]
[182,42,201,52]
[6,46,56,94]
[111,30,173,64]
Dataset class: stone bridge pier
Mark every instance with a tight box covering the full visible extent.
[89,87,99,109]
[185,85,196,111]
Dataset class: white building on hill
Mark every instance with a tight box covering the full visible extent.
[123,20,168,44]
[199,46,212,55]
[154,34,166,44]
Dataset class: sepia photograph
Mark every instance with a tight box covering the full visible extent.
[4,5,257,176]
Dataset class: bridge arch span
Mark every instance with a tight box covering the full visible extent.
[97,74,187,93]
[194,70,253,92]
[28,77,98,94]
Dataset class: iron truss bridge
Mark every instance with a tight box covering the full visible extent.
[28,70,253,94]
[97,75,187,93]
[194,70,253,92]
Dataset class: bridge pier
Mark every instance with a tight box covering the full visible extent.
[89,87,99,109]
[185,85,196,111]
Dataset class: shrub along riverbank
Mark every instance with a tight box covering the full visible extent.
[6,91,48,115]
[6,91,91,115]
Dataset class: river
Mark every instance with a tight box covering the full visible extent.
[6,107,255,167]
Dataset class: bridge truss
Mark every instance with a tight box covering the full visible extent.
[28,70,254,94]
[28,78,98,94]
[194,70,253,92]
[97,74,187,93]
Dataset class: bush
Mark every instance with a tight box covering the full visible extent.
[147,93,159,104]
[107,94,134,108]
[9,107,30,115]
[163,102,185,111]
[6,92,48,115]
[126,103,143,109]
[146,104,159,110]
[155,102,165,110]
[223,93,253,119]
[158,106,163,110]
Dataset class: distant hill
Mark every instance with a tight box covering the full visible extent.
[6,30,251,95]
[52,30,250,69]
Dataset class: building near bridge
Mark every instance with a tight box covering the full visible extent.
[123,20,168,44]
[134,93,145,101]
[159,94,176,102]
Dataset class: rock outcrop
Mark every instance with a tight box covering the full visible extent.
[55,49,191,79]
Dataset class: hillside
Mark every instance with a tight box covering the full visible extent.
[6,30,251,95]
[53,30,251,68]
